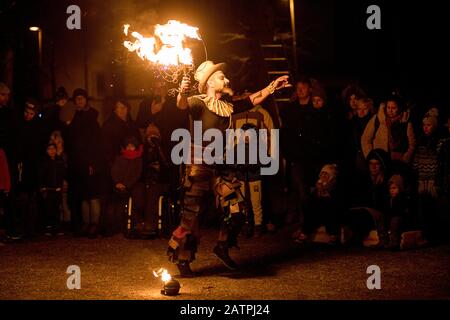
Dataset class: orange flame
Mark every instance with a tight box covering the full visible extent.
[153,268,172,283]
[124,20,201,66]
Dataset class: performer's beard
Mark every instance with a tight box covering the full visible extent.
[222,86,234,98]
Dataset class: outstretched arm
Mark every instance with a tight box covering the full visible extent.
[249,75,291,106]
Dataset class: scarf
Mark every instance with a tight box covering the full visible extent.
[121,145,143,160]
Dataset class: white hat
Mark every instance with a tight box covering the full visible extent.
[194,61,226,94]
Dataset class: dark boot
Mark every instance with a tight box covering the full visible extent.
[176,260,196,278]
[213,241,238,270]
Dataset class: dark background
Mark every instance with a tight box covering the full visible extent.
[1,0,449,116]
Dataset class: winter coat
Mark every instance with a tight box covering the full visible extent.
[101,113,142,166]
[66,107,105,199]
[111,154,143,190]
[361,103,416,163]
[39,155,66,189]
[13,117,46,192]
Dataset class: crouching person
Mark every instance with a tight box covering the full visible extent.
[292,164,342,244]
[383,174,415,250]
[39,143,66,236]
[111,136,144,237]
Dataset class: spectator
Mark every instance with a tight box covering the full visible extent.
[142,124,170,238]
[293,164,342,244]
[343,149,391,247]
[344,97,376,175]
[136,80,189,156]
[412,108,441,241]
[39,143,66,236]
[67,88,104,237]
[111,136,144,237]
[436,114,450,243]
[102,98,142,167]
[341,84,367,120]
[0,148,11,243]
[361,95,416,164]
[383,175,413,250]
[11,99,45,239]
[281,78,336,227]
[0,83,13,162]
[49,131,71,231]
[42,87,74,140]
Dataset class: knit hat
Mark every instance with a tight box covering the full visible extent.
[311,86,327,103]
[55,87,69,101]
[388,174,404,193]
[320,164,338,180]
[72,88,88,100]
[367,148,390,173]
[422,107,439,129]
[0,82,10,94]
[194,61,226,94]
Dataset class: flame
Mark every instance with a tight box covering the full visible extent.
[153,268,172,283]
[123,20,201,66]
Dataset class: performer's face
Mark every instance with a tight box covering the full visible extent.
[209,71,231,94]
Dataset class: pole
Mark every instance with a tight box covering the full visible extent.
[289,0,298,76]
[38,30,43,67]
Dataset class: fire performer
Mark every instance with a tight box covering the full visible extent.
[168,60,290,277]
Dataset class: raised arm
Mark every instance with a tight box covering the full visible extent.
[249,75,291,106]
[177,76,191,110]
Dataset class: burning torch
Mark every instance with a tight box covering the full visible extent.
[123,20,203,96]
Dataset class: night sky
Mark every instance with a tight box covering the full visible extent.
[1,0,449,109]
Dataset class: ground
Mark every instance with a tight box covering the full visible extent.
[1,225,449,300]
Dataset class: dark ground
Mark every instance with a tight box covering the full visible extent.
[1,225,449,300]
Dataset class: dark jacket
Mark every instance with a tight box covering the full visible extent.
[13,116,46,192]
[111,154,143,190]
[39,155,66,189]
[66,107,104,198]
[101,113,142,166]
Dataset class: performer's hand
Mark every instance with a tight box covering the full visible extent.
[273,75,292,91]
[179,76,191,96]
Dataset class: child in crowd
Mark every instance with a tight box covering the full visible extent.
[39,143,66,236]
[111,136,144,236]
[49,131,71,231]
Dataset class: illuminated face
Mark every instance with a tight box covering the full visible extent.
[296,82,311,101]
[56,98,67,107]
[423,122,434,136]
[356,102,370,118]
[312,96,325,109]
[349,94,359,111]
[386,101,400,118]
[24,108,36,121]
[114,101,128,121]
[0,92,9,106]
[125,143,136,151]
[369,159,381,177]
[389,184,400,198]
[208,71,230,94]
[75,95,87,110]
[47,145,57,158]
[319,171,331,183]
